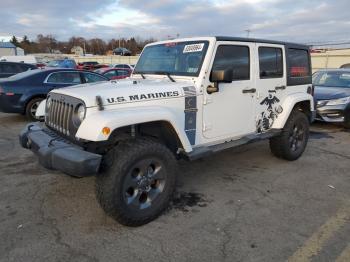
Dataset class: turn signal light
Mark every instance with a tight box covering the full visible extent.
[102,127,111,136]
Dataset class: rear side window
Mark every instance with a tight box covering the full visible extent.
[104,71,116,79]
[83,73,107,83]
[286,48,311,86]
[47,72,81,84]
[259,47,283,78]
[212,45,250,81]
[1,64,21,73]
[117,69,130,76]
[288,49,310,77]
[19,64,32,71]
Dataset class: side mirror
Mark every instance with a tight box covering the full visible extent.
[207,69,233,94]
[210,69,233,83]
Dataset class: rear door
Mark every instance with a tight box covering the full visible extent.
[255,44,287,133]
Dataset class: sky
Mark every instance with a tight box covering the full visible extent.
[0,0,349,44]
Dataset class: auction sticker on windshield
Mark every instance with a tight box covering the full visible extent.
[183,43,205,53]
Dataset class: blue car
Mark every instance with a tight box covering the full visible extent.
[46,59,77,69]
[0,68,108,120]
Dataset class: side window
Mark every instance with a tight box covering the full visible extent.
[259,47,283,78]
[288,49,310,77]
[47,72,81,84]
[118,70,129,76]
[19,64,31,72]
[104,71,116,79]
[212,45,250,81]
[2,64,16,73]
[83,73,107,83]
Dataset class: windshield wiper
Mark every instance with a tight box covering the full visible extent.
[133,72,146,79]
[165,73,175,82]
[152,71,176,82]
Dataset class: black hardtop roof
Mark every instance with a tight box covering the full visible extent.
[215,36,309,50]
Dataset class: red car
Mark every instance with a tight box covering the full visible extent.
[77,61,109,71]
[94,67,132,80]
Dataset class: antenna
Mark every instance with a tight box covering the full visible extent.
[245,29,252,38]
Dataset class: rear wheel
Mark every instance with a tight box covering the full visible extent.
[25,97,44,121]
[270,110,309,161]
[96,138,177,226]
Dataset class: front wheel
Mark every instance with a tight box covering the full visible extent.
[96,138,177,226]
[25,97,44,121]
[344,111,350,129]
[270,110,309,161]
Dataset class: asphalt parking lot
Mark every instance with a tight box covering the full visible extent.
[0,112,349,262]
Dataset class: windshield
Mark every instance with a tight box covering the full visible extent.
[134,41,209,77]
[313,71,350,88]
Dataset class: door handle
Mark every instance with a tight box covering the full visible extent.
[275,85,286,90]
[242,88,256,94]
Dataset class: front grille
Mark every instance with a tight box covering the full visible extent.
[45,93,84,138]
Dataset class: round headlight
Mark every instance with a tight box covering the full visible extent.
[46,97,52,109]
[76,104,86,122]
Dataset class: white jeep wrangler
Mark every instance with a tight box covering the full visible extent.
[20,37,315,226]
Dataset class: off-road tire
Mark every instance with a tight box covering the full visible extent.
[344,111,350,129]
[96,138,177,226]
[344,119,350,129]
[270,110,309,161]
[25,97,44,121]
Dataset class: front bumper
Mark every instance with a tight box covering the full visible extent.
[19,123,102,177]
[316,104,348,123]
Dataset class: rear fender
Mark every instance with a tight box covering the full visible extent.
[272,93,314,129]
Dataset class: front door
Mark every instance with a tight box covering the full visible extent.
[255,44,287,133]
[202,42,256,140]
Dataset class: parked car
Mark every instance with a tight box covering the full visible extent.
[313,69,350,128]
[0,55,37,64]
[111,64,134,70]
[0,61,37,78]
[94,67,132,80]
[46,59,77,69]
[77,61,109,71]
[113,47,132,56]
[340,64,350,69]
[0,68,108,120]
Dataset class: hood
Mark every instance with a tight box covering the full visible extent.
[51,78,193,107]
[314,86,350,101]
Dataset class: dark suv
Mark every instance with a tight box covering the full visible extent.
[0,61,37,78]
[113,47,132,56]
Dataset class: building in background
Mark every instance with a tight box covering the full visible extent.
[71,46,84,56]
[0,42,17,56]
